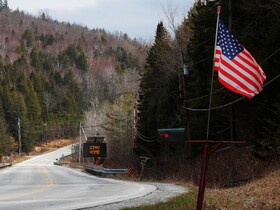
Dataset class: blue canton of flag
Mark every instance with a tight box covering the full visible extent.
[217,21,244,60]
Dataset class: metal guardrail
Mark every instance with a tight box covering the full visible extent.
[54,158,130,176]
[0,163,12,169]
[83,164,128,176]
[53,154,72,166]
[103,168,128,174]
[53,161,69,166]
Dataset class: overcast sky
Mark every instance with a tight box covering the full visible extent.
[8,0,195,41]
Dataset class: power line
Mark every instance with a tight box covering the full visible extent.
[186,87,224,102]
[183,69,280,112]
[136,129,158,140]
[184,45,280,106]
[135,130,158,143]
[260,47,280,65]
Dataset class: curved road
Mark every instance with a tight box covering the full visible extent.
[0,146,156,210]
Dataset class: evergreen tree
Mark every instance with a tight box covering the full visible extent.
[5,90,28,147]
[21,28,34,48]
[76,51,88,72]
[135,22,180,157]
[61,71,85,123]
[3,0,8,9]
[0,0,8,10]
[30,48,43,70]
[0,93,11,157]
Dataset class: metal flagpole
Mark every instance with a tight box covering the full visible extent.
[206,5,221,140]
[197,5,221,210]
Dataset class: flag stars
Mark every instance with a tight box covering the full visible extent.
[217,20,244,60]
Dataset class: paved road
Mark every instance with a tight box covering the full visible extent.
[0,146,156,210]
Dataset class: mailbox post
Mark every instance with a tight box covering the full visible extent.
[139,156,150,181]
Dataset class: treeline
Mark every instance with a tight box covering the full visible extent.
[0,7,147,158]
[0,51,85,153]
[0,0,8,11]
[135,0,280,171]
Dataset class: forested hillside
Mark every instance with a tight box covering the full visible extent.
[0,6,147,156]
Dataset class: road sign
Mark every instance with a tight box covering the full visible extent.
[128,168,134,175]
[83,143,107,158]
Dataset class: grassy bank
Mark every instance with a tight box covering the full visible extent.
[123,168,280,210]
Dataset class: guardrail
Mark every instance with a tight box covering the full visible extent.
[53,154,72,166]
[83,164,128,176]
[54,158,131,176]
[0,163,12,169]
[53,161,70,166]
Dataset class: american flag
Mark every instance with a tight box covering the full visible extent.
[214,20,266,98]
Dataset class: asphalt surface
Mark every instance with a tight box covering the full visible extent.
[0,146,159,210]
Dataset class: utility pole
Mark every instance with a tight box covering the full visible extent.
[79,122,82,163]
[133,94,138,148]
[132,92,135,141]
[119,114,122,146]
[183,64,191,141]
[79,124,87,164]
[18,118,21,156]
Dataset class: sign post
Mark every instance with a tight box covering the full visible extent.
[139,156,150,181]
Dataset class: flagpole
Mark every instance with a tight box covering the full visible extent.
[196,5,221,210]
[206,5,221,140]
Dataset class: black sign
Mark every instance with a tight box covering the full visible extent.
[83,143,107,158]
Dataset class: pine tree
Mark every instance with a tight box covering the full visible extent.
[135,22,181,157]
[21,28,34,48]
[3,0,8,9]
[0,93,11,157]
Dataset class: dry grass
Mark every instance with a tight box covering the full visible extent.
[125,146,280,210]
[11,138,76,164]
[124,170,280,210]
[206,168,280,209]
[11,153,30,164]
[28,138,75,156]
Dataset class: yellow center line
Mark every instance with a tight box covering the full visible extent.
[0,167,54,201]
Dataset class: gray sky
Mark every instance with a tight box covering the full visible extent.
[8,0,194,41]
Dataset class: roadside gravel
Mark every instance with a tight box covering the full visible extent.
[85,182,187,210]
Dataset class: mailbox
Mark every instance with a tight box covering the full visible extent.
[158,128,186,143]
